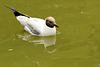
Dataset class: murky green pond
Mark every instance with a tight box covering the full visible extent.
[0,0,100,67]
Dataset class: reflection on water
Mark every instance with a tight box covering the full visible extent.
[17,32,56,53]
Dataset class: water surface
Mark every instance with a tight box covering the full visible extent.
[0,0,100,67]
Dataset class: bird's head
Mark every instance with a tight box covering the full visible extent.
[45,17,59,28]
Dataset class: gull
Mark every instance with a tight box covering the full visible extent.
[6,6,59,36]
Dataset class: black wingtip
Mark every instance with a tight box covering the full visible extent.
[5,5,30,18]
[5,5,19,16]
[5,5,16,12]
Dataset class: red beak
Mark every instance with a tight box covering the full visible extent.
[54,24,59,28]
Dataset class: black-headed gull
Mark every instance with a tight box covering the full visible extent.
[6,6,59,36]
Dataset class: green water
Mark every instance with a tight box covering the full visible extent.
[0,0,100,67]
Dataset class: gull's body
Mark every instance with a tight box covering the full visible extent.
[6,6,59,36]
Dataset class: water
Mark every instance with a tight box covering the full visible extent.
[0,0,100,67]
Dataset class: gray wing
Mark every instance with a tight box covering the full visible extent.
[26,24,40,35]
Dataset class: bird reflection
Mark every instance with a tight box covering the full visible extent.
[17,32,56,53]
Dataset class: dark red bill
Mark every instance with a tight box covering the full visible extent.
[54,24,59,28]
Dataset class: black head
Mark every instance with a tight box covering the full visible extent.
[46,17,59,28]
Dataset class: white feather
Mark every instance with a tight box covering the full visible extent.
[16,16,56,36]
